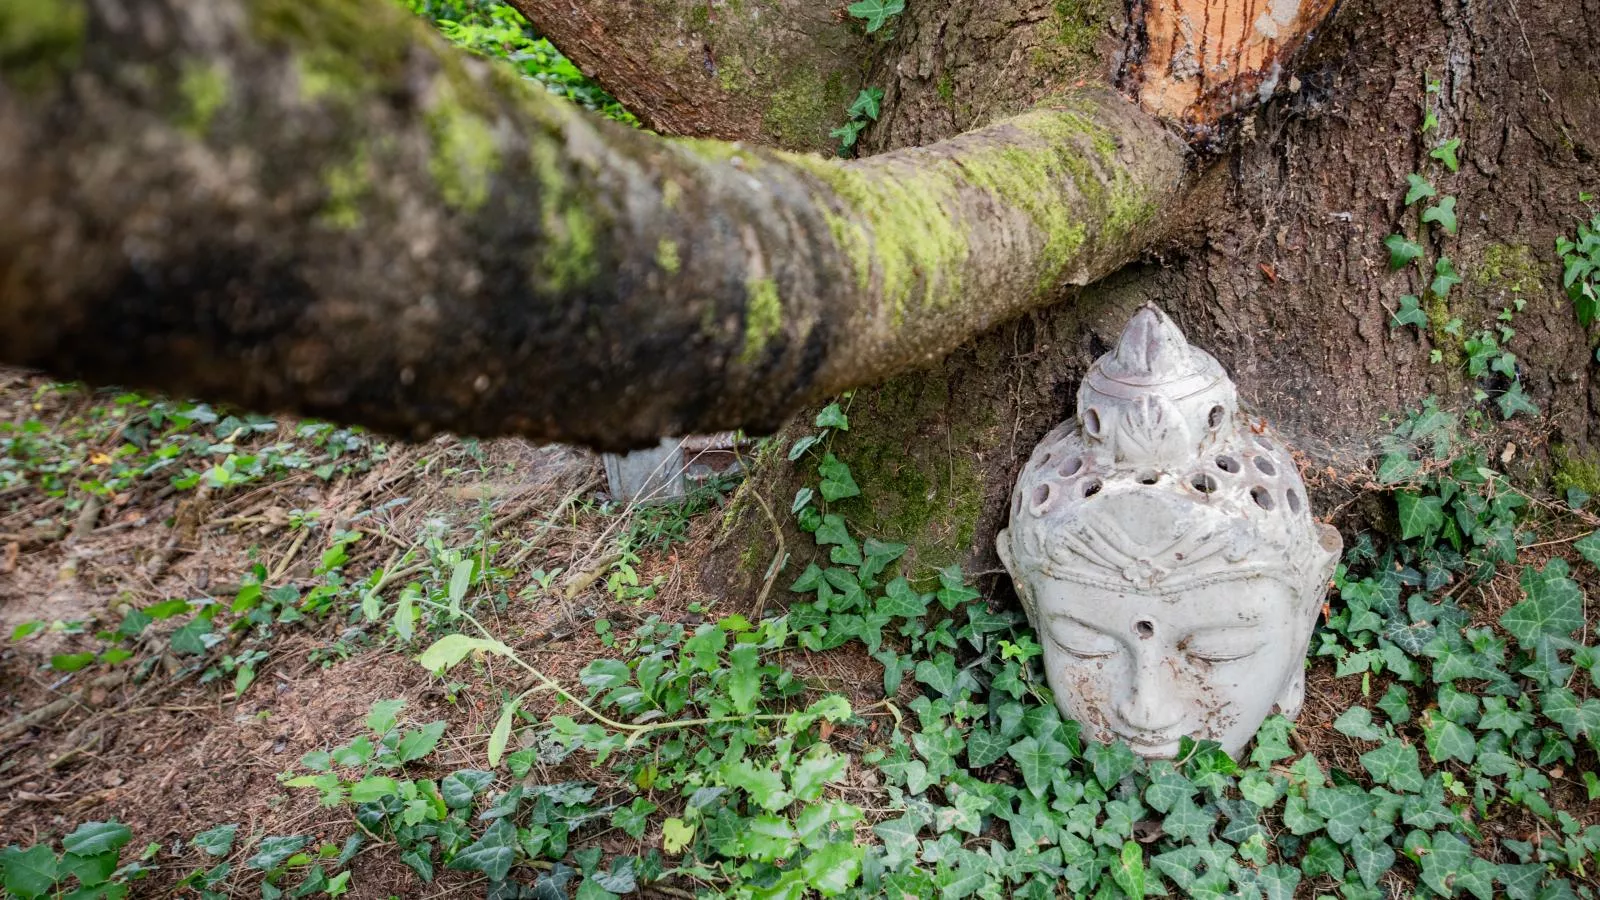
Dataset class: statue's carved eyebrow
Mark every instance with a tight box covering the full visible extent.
[1046,613,1114,634]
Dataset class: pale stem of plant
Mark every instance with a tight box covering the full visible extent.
[416,598,896,747]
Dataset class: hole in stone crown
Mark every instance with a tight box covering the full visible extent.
[1216,455,1240,473]
[1040,450,1055,467]
[1251,486,1275,510]
[1254,457,1277,476]
[1060,456,1083,477]
[1137,471,1160,485]
[1134,619,1155,639]
[1082,480,1102,498]
[1256,437,1276,453]
[1191,473,1218,494]
[1208,405,1225,429]
[1286,489,1303,513]
[1083,408,1102,436]
[1032,482,1053,511]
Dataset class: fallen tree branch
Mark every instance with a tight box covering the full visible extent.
[0,0,1188,450]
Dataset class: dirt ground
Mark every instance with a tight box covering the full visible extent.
[0,373,896,898]
[5,372,1600,899]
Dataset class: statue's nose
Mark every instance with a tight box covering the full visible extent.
[1115,654,1188,735]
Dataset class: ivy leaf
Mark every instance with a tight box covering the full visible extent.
[1421,195,1458,235]
[442,770,494,810]
[1496,381,1539,420]
[612,799,657,840]
[1498,863,1546,900]
[1238,770,1286,807]
[1404,174,1438,206]
[1542,687,1600,740]
[1008,735,1073,799]
[814,514,851,547]
[913,653,959,699]
[1249,715,1294,766]
[813,403,850,431]
[846,0,905,32]
[1142,763,1197,813]
[1430,256,1463,298]
[829,119,866,150]
[1281,794,1324,835]
[1110,841,1145,900]
[1161,796,1216,844]
[192,823,239,857]
[818,454,861,502]
[1397,492,1445,541]
[1391,294,1429,329]
[1308,785,1377,844]
[1254,863,1301,900]
[1350,832,1396,888]
[877,577,929,619]
[791,487,815,514]
[1574,530,1600,572]
[1430,138,1462,172]
[248,835,309,871]
[847,88,885,122]
[1384,234,1424,269]
[788,434,823,461]
[1500,559,1584,648]
[1420,831,1472,896]
[1360,740,1425,793]
[1085,740,1138,790]
[872,814,924,870]
[1422,711,1477,764]
[1333,706,1386,741]
[1377,684,1413,725]
[965,727,1010,769]
[448,818,517,882]
[935,565,981,609]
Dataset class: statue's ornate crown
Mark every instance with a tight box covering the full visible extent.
[1004,305,1340,612]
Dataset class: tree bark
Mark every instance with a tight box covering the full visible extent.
[510,0,869,151]
[0,0,1186,452]
[703,0,1600,594]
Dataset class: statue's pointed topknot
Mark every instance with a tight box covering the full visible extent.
[1076,304,1238,466]
[1106,304,1193,386]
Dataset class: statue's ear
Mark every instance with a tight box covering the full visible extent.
[995,528,1014,573]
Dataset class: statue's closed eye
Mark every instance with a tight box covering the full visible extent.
[1179,633,1262,664]
[1047,619,1118,660]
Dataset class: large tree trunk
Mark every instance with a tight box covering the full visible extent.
[0,0,1188,451]
[682,0,1600,592]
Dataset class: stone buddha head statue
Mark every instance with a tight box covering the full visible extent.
[997,305,1341,759]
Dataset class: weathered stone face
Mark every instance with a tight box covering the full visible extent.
[997,304,1340,759]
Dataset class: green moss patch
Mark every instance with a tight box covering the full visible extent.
[0,0,84,90]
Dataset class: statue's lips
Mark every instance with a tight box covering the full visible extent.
[1114,729,1185,757]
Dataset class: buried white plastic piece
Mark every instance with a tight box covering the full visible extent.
[996,304,1342,759]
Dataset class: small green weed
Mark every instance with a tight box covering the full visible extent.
[1386,80,1537,420]
[1556,204,1600,335]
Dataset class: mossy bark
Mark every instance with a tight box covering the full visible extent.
[700,0,1600,596]
[510,0,867,153]
[0,0,1188,452]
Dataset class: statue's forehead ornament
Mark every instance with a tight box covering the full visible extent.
[1006,305,1340,603]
